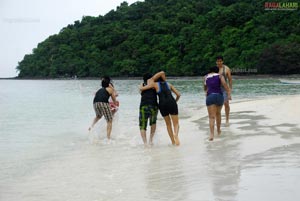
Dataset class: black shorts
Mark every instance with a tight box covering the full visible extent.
[159,100,178,117]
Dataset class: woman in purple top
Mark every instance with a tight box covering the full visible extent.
[204,66,231,141]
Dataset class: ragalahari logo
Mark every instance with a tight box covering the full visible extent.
[265,2,299,10]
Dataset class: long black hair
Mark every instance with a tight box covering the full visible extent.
[101,76,110,88]
[143,73,153,85]
[209,66,219,73]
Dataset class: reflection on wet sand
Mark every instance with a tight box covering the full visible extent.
[206,137,241,201]
[196,113,242,200]
[145,147,187,200]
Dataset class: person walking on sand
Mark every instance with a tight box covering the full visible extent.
[140,71,181,146]
[139,73,159,146]
[88,77,117,140]
[204,66,231,141]
[216,56,232,126]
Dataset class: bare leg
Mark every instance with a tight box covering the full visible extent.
[149,124,156,145]
[112,108,117,116]
[106,120,112,139]
[170,115,180,146]
[163,116,175,145]
[216,105,223,135]
[140,129,147,145]
[89,116,100,131]
[224,101,230,126]
[207,105,217,141]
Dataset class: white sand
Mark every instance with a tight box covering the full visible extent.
[192,95,300,201]
[221,95,300,157]
[1,95,300,201]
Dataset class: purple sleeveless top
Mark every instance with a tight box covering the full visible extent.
[204,73,222,95]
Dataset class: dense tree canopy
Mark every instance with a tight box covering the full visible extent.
[16,0,300,78]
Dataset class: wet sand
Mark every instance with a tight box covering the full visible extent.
[1,95,300,201]
[192,95,300,201]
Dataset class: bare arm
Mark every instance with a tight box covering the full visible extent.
[109,83,118,97]
[220,75,231,100]
[107,87,117,103]
[170,84,181,102]
[203,76,208,96]
[226,67,232,89]
[151,71,166,82]
[139,81,156,92]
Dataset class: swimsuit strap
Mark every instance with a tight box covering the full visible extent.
[158,82,161,93]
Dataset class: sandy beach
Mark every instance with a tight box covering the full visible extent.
[1,90,300,201]
[191,95,300,201]
[194,95,300,147]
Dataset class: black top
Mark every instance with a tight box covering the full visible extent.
[93,88,110,103]
[157,82,176,105]
[140,83,158,107]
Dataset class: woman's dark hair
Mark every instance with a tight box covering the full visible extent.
[101,77,110,88]
[209,66,219,73]
[102,76,111,83]
[102,75,114,87]
[143,73,153,84]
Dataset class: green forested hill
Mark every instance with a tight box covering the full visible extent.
[16,0,300,78]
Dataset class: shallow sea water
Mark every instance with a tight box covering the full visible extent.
[0,77,300,201]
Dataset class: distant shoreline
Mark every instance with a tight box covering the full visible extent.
[1,74,299,80]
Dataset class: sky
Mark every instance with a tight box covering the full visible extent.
[0,0,141,78]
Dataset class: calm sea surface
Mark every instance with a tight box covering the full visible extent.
[1,77,300,201]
